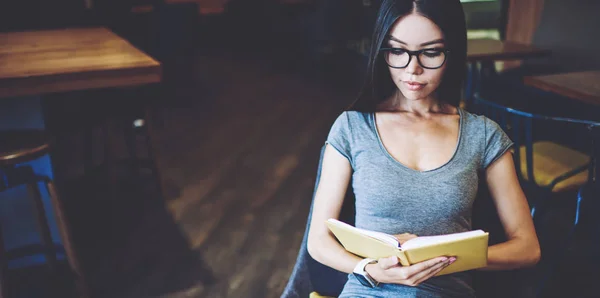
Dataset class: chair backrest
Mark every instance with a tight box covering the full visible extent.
[282,145,355,297]
[471,93,600,192]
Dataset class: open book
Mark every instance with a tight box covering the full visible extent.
[326,219,489,276]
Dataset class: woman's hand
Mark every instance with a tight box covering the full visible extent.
[365,256,456,286]
[394,233,417,245]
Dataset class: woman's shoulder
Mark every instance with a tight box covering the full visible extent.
[340,110,371,119]
[328,110,374,142]
[459,108,499,130]
[332,110,372,127]
[459,108,511,149]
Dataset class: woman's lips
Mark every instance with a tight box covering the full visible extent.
[404,81,426,91]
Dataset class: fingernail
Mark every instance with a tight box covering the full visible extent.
[449,257,457,264]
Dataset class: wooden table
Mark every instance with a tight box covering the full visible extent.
[0,27,161,99]
[467,39,551,62]
[464,39,551,106]
[0,27,162,287]
[524,71,600,107]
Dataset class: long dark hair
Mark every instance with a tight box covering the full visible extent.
[350,0,467,112]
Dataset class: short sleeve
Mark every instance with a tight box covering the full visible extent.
[482,117,514,169]
[326,112,353,164]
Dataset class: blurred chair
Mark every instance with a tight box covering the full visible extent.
[471,94,598,217]
[471,93,600,297]
[0,130,89,298]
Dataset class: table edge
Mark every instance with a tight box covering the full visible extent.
[523,76,600,107]
[0,65,162,99]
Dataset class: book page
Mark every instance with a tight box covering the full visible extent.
[327,219,399,247]
[401,230,486,250]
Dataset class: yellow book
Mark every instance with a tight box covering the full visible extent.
[326,219,489,276]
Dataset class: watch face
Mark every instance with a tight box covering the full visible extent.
[353,273,374,288]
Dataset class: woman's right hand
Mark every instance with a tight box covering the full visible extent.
[365,256,456,287]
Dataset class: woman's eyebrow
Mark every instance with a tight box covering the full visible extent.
[387,35,445,47]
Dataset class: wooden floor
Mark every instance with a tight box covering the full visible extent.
[47,19,363,297]
[11,8,600,298]
[142,54,354,298]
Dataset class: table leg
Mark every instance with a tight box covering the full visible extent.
[103,117,117,200]
[143,106,167,200]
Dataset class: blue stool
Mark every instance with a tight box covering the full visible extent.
[0,130,89,298]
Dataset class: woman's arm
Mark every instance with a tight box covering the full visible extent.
[482,151,541,270]
[307,144,361,273]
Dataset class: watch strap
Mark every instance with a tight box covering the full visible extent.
[353,258,377,274]
[353,258,378,287]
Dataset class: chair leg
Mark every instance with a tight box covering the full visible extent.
[529,187,552,226]
[45,180,91,298]
[0,222,10,298]
[25,179,62,296]
[25,181,58,272]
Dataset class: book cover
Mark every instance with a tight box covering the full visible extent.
[326,219,489,276]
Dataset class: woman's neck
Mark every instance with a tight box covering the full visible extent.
[380,92,451,117]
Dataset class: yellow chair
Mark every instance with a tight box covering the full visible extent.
[310,292,334,298]
[517,142,590,193]
[472,94,598,216]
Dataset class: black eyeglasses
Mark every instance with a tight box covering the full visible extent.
[379,48,450,69]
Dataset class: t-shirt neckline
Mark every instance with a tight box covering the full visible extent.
[370,107,464,174]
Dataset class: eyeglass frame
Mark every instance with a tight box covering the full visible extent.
[379,47,451,69]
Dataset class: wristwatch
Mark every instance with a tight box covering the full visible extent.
[352,258,379,288]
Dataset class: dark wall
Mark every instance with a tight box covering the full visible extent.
[0,0,86,31]
[528,0,600,72]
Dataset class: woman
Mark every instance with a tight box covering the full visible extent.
[306,0,541,297]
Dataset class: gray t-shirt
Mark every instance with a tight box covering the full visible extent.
[326,108,513,297]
